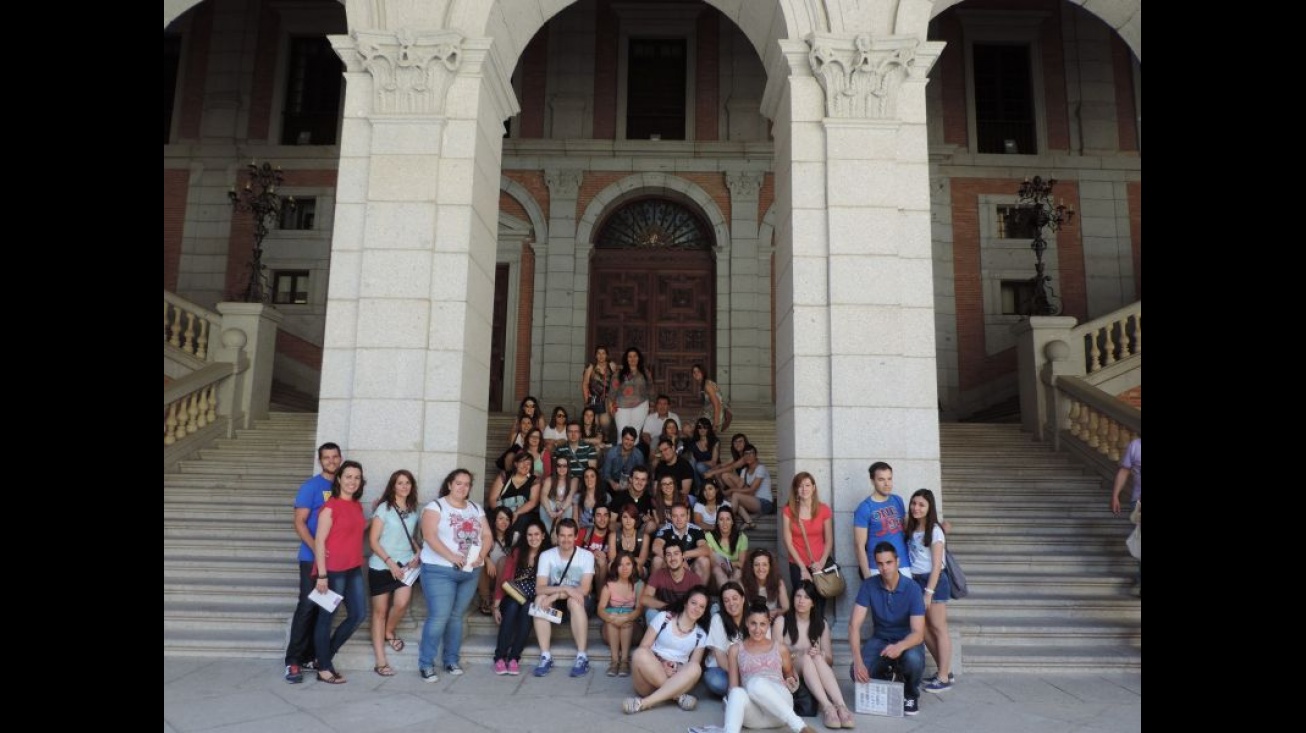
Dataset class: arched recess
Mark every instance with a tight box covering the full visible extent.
[575,173,732,411]
[495,176,549,412]
[926,0,1141,58]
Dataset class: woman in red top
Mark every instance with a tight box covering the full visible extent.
[312,460,369,683]
[780,472,834,616]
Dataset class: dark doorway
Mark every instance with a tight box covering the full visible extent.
[588,199,715,412]
[489,263,510,412]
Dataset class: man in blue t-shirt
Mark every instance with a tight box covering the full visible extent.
[848,542,927,716]
[282,441,341,684]
[853,462,911,581]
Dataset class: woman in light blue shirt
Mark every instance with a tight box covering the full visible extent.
[367,469,421,677]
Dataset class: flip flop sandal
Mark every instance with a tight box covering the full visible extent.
[373,664,396,677]
[386,636,405,652]
[317,672,347,684]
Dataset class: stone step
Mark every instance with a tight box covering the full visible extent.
[954,618,1140,646]
[964,572,1133,595]
[943,554,1136,574]
[951,595,1140,621]
[956,645,1141,673]
[176,463,309,478]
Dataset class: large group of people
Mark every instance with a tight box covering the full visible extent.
[277,348,960,727]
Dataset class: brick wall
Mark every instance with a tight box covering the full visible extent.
[574,172,730,224]
[592,0,617,139]
[758,173,775,223]
[176,1,211,140]
[164,169,190,291]
[224,169,338,300]
[937,13,967,148]
[519,32,548,138]
[694,11,719,141]
[949,177,1086,391]
[246,3,281,141]
[514,242,536,400]
[1112,35,1139,153]
[503,171,549,217]
[277,329,322,370]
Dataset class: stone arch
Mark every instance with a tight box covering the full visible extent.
[500,175,548,245]
[576,173,730,255]
[926,0,1141,59]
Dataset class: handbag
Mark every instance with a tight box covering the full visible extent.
[798,515,845,598]
[943,548,968,599]
[502,577,536,604]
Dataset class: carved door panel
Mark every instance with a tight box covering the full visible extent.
[590,249,714,413]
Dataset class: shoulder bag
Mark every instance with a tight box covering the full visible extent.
[943,547,968,599]
[798,512,845,599]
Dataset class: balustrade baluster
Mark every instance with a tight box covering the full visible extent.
[163,302,170,342]
[1133,314,1141,354]
[169,306,182,348]
[165,401,179,445]
[1085,409,1100,449]
[1103,321,1118,367]
[1104,420,1119,460]
[203,385,216,425]
[1068,400,1083,438]
[183,312,197,355]
[196,319,210,360]
[1087,330,1102,373]
[186,393,199,435]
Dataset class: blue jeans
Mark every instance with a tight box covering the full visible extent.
[704,666,730,697]
[419,563,482,669]
[284,561,319,666]
[857,638,925,701]
[494,595,534,662]
[313,567,367,674]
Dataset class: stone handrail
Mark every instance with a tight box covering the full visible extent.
[164,290,222,360]
[1072,301,1141,374]
[1053,375,1140,479]
[164,362,232,446]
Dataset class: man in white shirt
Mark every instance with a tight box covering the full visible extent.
[533,519,596,678]
[640,394,681,457]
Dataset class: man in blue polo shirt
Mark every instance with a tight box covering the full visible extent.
[282,441,341,684]
[848,541,927,716]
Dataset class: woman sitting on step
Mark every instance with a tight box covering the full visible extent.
[723,601,817,733]
[774,580,855,728]
[622,584,712,715]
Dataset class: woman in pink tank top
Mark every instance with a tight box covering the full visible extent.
[723,602,816,733]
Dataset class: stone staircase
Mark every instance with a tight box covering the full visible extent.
[941,423,1141,672]
[162,414,1140,674]
[162,411,782,668]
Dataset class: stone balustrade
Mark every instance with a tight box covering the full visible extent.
[164,291,221,360]
[1077,304,1141,374]
[163,291,281,470]
[1055,375,1140,475]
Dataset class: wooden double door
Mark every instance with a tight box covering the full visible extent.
[588,248,715,413]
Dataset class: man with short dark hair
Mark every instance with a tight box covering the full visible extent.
[554,421,597,480]
[653,436,696,499]
[533,519,596,678]
[640,542,704,626]
[282,442,341,683]
[853,462,911,581]
[602,426,645,494]
[719,444,773,522]
[848,542,927,716]
[609,465,655,531]
[651,502,711,579]
[579,505,613,588]
[639,394,681,457]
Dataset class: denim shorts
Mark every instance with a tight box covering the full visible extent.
[921,568,951,603]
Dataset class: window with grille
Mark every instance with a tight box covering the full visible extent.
[626,39,687,141]
[973,43,1035,154]
[272,270,311,305]
[281,37,342,145]
[279,197,316,230]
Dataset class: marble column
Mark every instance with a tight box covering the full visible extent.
[318,24,519,501]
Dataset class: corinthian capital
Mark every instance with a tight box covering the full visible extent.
[338,29,464,115]
[725,171,764,200]
[806,34,937,120]
[544,169,584,199]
